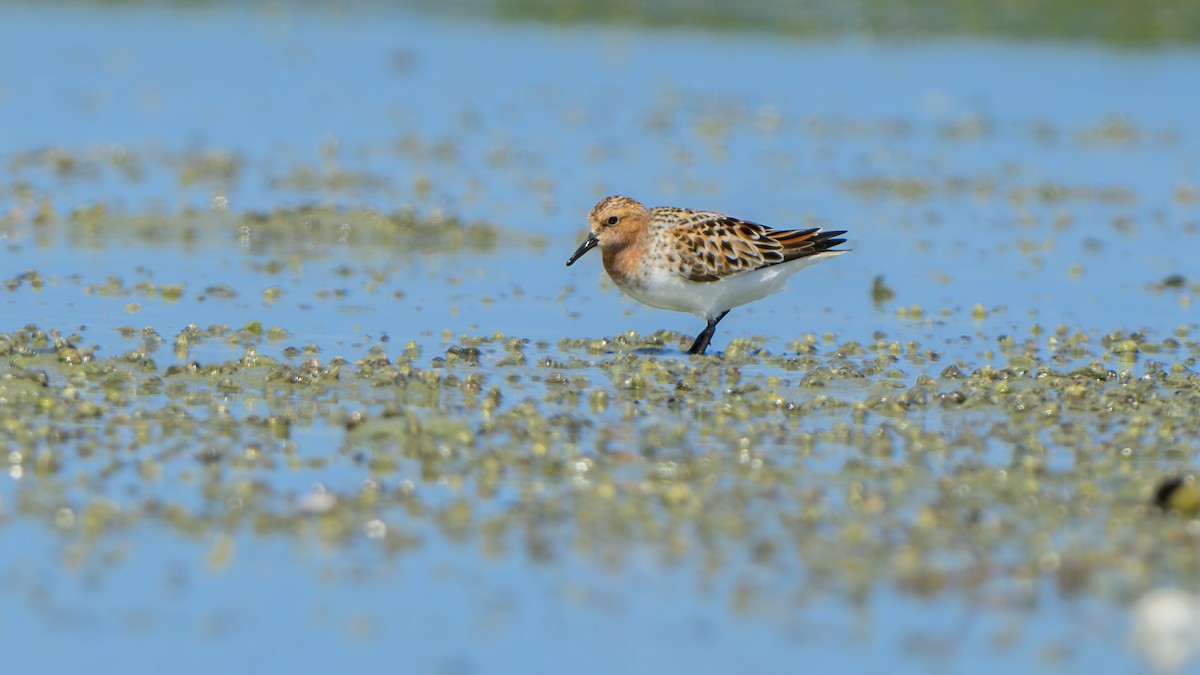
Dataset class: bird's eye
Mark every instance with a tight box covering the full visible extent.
[606,215,619,226]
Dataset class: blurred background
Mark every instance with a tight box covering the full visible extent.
[2,1,1200,673]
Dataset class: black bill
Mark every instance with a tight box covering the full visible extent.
[565,233,599,267]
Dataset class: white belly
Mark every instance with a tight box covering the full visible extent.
[613,253,841,320]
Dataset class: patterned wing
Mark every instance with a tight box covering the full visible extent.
[661,209,842,283]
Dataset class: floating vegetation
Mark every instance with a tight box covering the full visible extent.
[870,276,896,305]
[5,201,518,254]
[2,318,1200,611]
[455,0,1200,46]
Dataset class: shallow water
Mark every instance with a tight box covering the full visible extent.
[2,3,1200,674]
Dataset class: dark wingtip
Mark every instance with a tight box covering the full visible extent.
[815,229,849,252]
[771,227,850,265]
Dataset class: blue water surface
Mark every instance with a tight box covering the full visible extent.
[2,3,1199,674]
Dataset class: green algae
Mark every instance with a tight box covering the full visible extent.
[11,204,513,253]
[462,0,1200,46]
[3,0,1197,45]
[3,319,1200,610]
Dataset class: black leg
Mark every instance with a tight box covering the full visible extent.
[686,310,730,355]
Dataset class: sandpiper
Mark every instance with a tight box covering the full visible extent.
[566,195,847,355]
